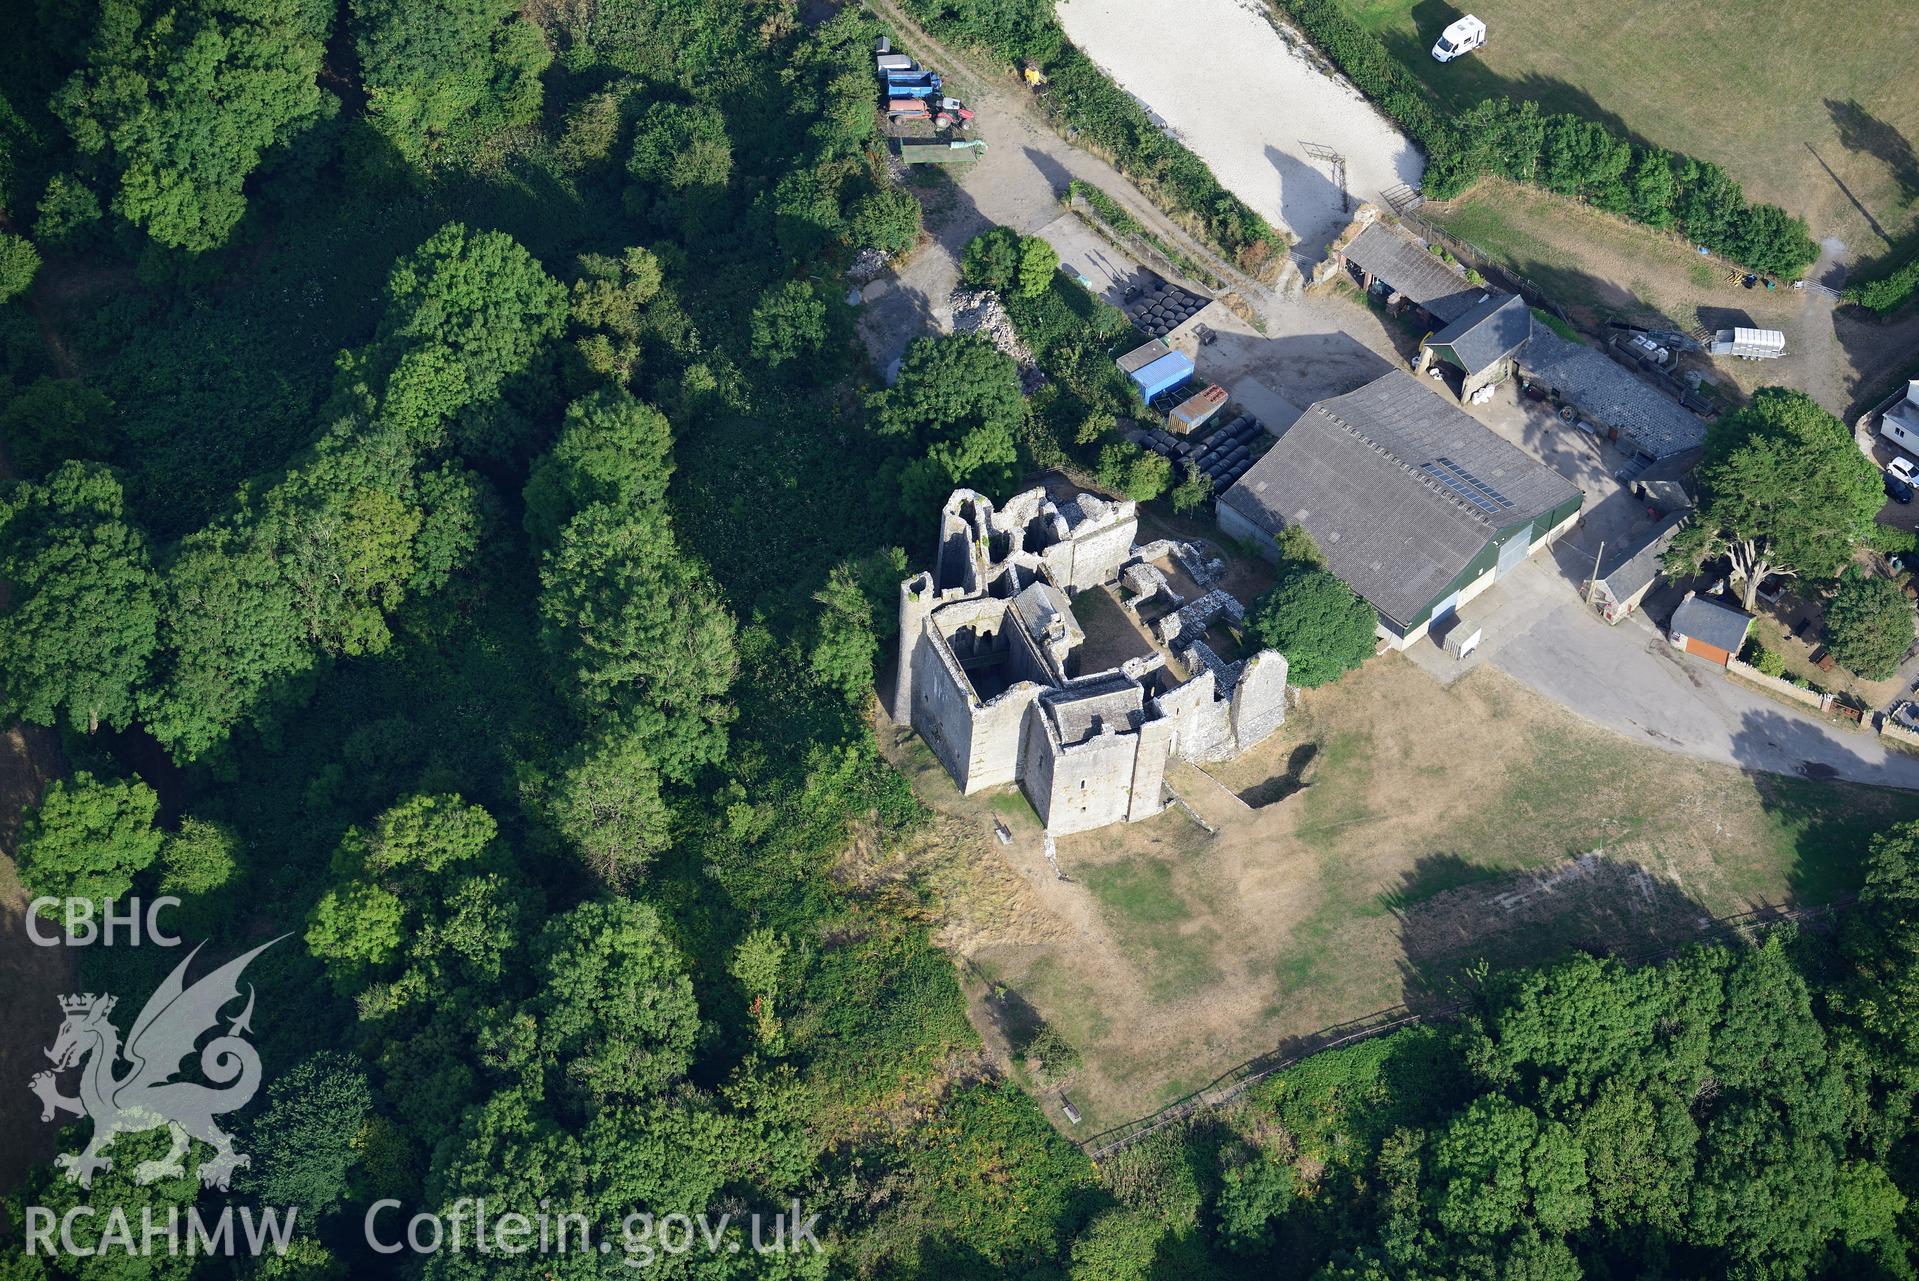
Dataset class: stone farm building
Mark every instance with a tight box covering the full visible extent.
[1520,328,1706,461]
[891,487,1288,836]
[1328,212,1709,456]
[1588,512,1688,624]
[1218,371,1583,648]
[1418,291,1532,401]
[1332,218,1484,329]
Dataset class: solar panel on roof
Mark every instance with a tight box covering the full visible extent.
[1420,456,1514,515]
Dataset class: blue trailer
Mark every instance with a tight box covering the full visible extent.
[886,73,942,98]
[1128,350,1195,402]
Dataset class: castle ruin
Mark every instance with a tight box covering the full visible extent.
[891,487,1288,836]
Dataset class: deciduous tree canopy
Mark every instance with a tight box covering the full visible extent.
[877,334,1024,514]
[1246,564,1377,687]
[351,0,549,164]
[5,5,1913,1277]
[16,771,163,907]
[0,462,159,734]
[1825,569,1914,680]
[53,0,335,250]
[1668,389,1882,610]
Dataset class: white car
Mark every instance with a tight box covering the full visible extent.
[1431,15,1487,62]
[1889,456,1919,486]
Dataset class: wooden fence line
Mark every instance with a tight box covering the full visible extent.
[1078,892,1855,1161]
[1397,208,1573,325]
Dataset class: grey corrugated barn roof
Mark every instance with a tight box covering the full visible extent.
[1428,292,1532,374]
[1595,511,1687,603]
[1670,593,1751,653]
[1340,222,1481,323]
[1219,371,1583,628]
[1522,329,1706,459]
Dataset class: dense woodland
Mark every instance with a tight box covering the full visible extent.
[0,1,1916,1278]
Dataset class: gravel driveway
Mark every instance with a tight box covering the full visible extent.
[858,0,1272,376]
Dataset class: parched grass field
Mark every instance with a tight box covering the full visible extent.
[894,657,1919,1134]
[1427,179,1807,331]
[1336,0,1919,254]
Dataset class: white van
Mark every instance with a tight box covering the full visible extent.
[1432,15,1487,62]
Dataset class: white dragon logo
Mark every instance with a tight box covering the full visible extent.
[28,937,284,1191]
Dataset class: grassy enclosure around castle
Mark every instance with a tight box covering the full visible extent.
[950,657,1919,1132]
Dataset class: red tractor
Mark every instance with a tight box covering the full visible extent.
[887,96,974,134]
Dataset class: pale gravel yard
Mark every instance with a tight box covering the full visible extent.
[1056,0,1424,256]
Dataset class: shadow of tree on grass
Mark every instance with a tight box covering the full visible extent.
[1387,850,1718,1014]
[1828,98,1919,208]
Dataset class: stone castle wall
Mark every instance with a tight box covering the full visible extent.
[894,486,1287,835]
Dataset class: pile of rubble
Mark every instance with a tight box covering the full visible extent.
[845,248,888,284]
[948,286,1034,369]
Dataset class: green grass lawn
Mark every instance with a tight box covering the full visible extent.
[1294,728,1379,847]
[1080,854,1224,1001]
[1432,185,1650,321]
[1334,0,1919,247]
[991,789,1044,832]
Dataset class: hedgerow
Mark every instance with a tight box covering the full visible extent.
[1273,0,1449,145]
[1845,242,1919,313]
[1069,178,1224,288]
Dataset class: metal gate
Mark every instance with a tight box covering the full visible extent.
[1497,523,1533,576]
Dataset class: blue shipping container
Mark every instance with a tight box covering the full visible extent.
[1129,351,1195,401]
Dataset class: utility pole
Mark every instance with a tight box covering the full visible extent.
[1585,541,1605,607]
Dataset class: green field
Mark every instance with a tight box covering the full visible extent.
[1338,0,1919,255]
